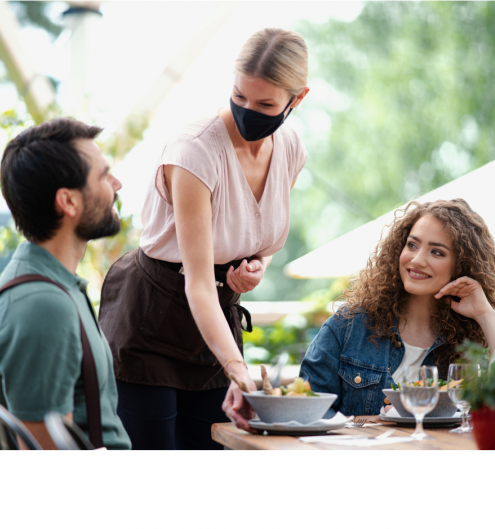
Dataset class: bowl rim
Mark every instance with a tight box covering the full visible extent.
[244,391,337,399]
[382,388,448,394]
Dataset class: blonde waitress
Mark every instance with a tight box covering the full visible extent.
[99,28,310,449]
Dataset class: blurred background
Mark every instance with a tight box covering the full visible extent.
[1,1,495,366]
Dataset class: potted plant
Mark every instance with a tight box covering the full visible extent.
[457,341,495,450]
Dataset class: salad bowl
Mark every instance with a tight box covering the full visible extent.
[244,391,337,424]
[382,388,458,418]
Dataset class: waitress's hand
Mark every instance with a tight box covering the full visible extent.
[222,366,257,433]
[227,259,264,294]
[435,276,493,322]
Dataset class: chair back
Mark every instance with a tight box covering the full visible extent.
[0,405,43,450]
[44,412,94,450]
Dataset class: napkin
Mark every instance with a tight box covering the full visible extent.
[266,411,351,427]
[298,435,416,447]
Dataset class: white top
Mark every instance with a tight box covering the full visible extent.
[392,341,430,384]
[140,115,307,264]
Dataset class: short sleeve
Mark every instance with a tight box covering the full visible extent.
[155,134,218,203]
[0,291,82,421]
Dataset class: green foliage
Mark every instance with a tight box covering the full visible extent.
[241,286,346,364]
[103,115,150,165]
[0,107,33,140]
[246,1,495,302]
[295,1,495,221]
[9,1,64,39]
[457,340,495,410]
[300,276,349,326]
[0,224,24,257]
[243,320,307,365]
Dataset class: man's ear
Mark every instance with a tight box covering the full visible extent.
[54,188,81,219]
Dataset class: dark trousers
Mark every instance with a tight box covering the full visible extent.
[116,379,229,450]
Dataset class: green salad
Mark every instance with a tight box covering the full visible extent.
[391,379,448,391]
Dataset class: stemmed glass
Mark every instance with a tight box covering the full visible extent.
[400,365,439,441]
[447,364,479,434]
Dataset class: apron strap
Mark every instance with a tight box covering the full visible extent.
[223,303,253,333]
[0,274,104,449]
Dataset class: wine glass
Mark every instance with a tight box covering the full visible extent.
[400,365,439,441]
[447,363,479,434]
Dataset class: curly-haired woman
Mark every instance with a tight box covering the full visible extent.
[300,198,495,416]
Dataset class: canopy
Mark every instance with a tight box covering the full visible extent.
[285,160,495,278]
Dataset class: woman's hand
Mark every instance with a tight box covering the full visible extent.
[222,365,257,433]
[436,276,495,356]
[226,259,264,294]
[435,276,493,322]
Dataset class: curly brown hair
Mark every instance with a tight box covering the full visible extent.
[339,199,495,364]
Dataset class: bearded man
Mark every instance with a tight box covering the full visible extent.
[0,118,131,449]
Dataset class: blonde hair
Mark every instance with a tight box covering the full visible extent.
[234,28,309,96]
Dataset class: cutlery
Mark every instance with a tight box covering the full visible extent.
[345,417,367,428]
[345,422,385,428]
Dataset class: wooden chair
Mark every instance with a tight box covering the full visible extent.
[0,405,43,450]
[44,411,94,450]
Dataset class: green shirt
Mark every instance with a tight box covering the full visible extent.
[0,242,131,450]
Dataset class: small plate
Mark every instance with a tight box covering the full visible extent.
[380,414,465,427]
[248,415,349,435]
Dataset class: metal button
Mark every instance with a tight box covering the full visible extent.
[384,397,391,405]
[396,341,401,348]
[354,374,362,384]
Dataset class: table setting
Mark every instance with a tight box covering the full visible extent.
[213,358,494,450]
[247,364,471,440]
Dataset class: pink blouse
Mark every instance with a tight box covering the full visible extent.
[140,115,307,264]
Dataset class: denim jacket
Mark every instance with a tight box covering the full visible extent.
[300,309,447,417]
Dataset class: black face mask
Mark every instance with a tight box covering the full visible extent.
[230,96,294,142]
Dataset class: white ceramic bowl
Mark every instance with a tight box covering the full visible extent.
[244,391,337,424]
[382,389,458,418]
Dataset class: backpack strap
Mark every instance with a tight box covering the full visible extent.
[0,274,104,449]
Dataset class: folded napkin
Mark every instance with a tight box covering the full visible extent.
[267,411,351,427]
[298,435,415,447]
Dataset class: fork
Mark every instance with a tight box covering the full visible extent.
[345,417,368,428]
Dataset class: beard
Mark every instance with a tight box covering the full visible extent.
[76,190,121,242]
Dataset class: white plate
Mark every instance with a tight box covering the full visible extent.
[248,414,349,435]
[379,414,465,427]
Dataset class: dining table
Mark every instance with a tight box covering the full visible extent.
[211,415,477,450]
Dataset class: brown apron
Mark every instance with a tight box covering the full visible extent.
[99,249,252,391]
